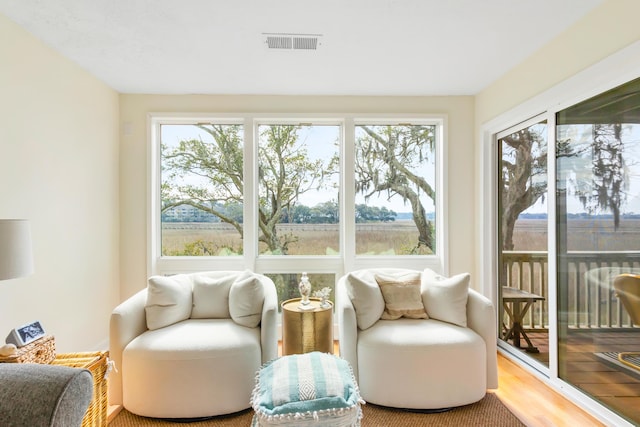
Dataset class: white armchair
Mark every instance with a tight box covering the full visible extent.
[109,270,278,419]
[337,268,498,410]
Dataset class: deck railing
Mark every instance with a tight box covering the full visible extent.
[502,251,640,329]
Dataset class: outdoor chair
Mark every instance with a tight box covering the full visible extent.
[614,273,640,371]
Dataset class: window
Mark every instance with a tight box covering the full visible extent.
[160,122,244,257]
[355,123,436,255]
[266,272,335,310]
[257,123,340,256]
[150,114,446,306]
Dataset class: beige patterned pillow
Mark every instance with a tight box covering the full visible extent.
[375,272,428,320]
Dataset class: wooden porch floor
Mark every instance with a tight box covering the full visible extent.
[505,329,640,424]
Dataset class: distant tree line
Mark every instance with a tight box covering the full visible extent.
[162,200,397,224]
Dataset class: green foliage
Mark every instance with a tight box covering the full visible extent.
[355,204,396,222]
[284,200,340,224]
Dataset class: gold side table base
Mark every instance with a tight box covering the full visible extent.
[282,297,333,356]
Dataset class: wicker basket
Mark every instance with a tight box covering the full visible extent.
[51,351,109,427]
[0,334,56,364]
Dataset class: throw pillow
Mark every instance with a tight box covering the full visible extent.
[251,352,363,426]
[345,270,386,330]
[375,272,428,320]
[190,273,236,319]
[145,274,193,330]
[422,269,470,327]
[229,270,264,328]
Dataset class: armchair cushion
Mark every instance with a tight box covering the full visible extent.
[345,270,385,330]
[375,272,428,320]
[229,270,265,328]
[191,273,235,318]
[422,270,470,327]
[145,274,193,330]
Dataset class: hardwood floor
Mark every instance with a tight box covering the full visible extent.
[106,345,606,426]
[495,353,604,426]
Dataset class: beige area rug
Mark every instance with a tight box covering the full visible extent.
[110,393,524,427]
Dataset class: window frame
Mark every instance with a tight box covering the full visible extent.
[149,113,447,278]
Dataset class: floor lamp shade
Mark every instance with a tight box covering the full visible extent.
[0,219,34,281]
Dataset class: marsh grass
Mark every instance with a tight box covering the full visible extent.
[511,218,640,251]
[162,218,640,256]
[162,221,429,256]
[162,218,640,255]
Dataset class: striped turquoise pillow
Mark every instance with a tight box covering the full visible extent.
[251,352,363,426]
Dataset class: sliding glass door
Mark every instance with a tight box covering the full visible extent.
[497,76,640,424]
[556,77,640,424]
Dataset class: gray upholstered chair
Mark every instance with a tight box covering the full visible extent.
[0,363,93,427]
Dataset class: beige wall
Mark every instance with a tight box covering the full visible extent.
[0,15,120,352]
[476,0,640,126]
[119,95,475,297]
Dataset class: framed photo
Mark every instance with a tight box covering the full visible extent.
[6,321,46,347]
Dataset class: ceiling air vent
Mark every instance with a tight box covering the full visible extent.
[266,36,292,49]
[293,36,317,50]
[264,33,321,50]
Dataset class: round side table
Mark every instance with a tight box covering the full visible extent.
[281,297,333,356]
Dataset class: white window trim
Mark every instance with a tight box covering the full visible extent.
[479,40,640,427]
[148,113,447,278]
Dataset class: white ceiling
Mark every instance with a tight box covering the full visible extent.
[0,0,604,96]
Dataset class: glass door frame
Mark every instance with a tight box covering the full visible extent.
[479,39,640,427]
[494,113,556,377]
